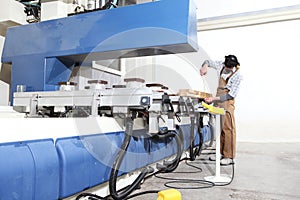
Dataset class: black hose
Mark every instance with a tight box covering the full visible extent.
[160,129,184,173]
[154,160,215,190]
[185,99,202,161]
[109,118,149,200]
[76,119,185,200]
[189,115,196,161]
[189,114,204,159]
[195,118,203,156]
[75,193,105,200]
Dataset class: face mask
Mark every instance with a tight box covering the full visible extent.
[223,67,232,74]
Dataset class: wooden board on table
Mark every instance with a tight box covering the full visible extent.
[177,89,212,99]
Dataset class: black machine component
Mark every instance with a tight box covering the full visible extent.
[16,0,41,23]
[102,0,119,9]
[70,0,120,16]
[15,0,120,21]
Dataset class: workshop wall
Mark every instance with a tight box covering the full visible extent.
[0,36,9,106]
[196,0,300,142]
[195,0,300,18]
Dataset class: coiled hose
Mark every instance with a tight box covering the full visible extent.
[189,115,204,160]
[77,119,184,200]
[156,128,184,173]
[109,117,150,200]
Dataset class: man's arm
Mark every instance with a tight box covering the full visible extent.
[204,94,233,104]
[200,59,234,103]
[200,60,223,76]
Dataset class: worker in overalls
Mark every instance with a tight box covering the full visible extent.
[200,55,242,165]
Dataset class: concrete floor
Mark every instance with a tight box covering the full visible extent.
[129,142,300,200]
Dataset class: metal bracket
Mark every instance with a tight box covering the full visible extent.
[91,92,100,116]
[29,94,39,117]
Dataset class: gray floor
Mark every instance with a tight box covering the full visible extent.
[130,142,300,200]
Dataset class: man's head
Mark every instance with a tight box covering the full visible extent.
[224,55,240,68]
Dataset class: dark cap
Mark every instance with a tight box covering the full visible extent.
[224,55,240,68]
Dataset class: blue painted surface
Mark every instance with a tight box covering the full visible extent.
[0,125,210,199]
[55,124,208,199]
[0,139,59,200]
[1,0,198,100]
[56,132,125,197]
[55,130,179,198]
[202,125,211,142]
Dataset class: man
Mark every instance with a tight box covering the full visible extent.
[200,55,242,165]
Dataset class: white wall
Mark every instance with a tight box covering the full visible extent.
[125,17,300,143]
[0,0,27,106]
[123,1,300,142]
[198,17,300,142]
[0,36,9,106]
[195,0,300,18]
[0,0,27,24]
[124,53,212,95]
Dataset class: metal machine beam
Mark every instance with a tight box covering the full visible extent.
[2,0,198,99]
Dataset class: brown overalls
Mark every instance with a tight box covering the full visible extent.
[216,67,239,158]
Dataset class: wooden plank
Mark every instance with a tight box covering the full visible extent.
[177,89,212,99]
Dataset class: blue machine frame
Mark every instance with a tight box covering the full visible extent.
[2,0,198,99]
[0,0,204,199]
[0,125,210,199]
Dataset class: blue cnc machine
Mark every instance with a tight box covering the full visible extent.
[0,0,215,199]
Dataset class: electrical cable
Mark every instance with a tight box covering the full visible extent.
[214,110,235,186]
[158,156,203,174]
[124,150,212,199]
[184,159,203,173]
[59,106,73,117]
[152,147,215,191]
[153,109,237,190]
[194,115,204,156]
[164,180,215,190]
[159,130,183,173]
[153,162,215,190]
[76,105,234,199]
[75,193,105,200]
[109,117,150,200]
[184,98,201,161]
[143,111,214,191]
[75,114,184,200]
[189,115,197,161]
[75,117,150,200]
[121,128,184,199]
